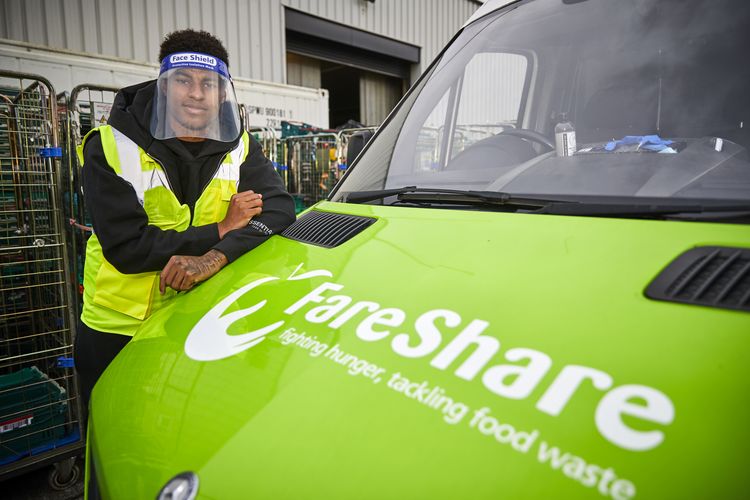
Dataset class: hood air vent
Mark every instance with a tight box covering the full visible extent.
[281,211,376,248]
[645,246,750,313]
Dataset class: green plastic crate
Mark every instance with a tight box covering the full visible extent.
[0,366,67,462]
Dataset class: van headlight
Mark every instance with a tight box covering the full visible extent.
[157,472,199,500]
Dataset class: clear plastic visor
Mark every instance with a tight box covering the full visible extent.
[151,67,241,142]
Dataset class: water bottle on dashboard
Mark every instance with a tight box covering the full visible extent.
[554,113,577,157]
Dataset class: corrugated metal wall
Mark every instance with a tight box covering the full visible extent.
[0,0,479,84]
[359,71,402,126]
[286,52,321,88]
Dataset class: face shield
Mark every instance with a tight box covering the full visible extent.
[151,52,241,142]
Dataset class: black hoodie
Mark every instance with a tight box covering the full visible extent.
[82,80,296,274]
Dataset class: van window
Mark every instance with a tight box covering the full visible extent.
[333,0,750,206]
[452,52,528,160]
[415,90,450,172]
[407,52,529,174]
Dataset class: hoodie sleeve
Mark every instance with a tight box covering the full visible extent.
[211,137,296,262]
[82,133,222,274]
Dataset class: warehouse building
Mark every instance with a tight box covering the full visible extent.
[0,1,485,491]
[0,0,483,128]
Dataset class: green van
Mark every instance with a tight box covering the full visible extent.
[86,0,750,498]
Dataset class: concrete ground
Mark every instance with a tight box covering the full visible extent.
[1,456,84,500]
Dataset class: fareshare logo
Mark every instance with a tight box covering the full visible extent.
[185,263,675,452]
[184,264,332,361]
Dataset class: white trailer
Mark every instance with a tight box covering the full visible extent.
[0,39,329,129]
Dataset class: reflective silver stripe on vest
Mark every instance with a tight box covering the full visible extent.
[110,127,152,204]
[229,136,246,168]
[221,135,246,183]
[110,127,246,202]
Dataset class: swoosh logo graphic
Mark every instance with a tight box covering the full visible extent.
[287,262,333,281]
[184,265,333,361]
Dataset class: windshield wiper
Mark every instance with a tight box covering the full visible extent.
[344,187,560,208]
[537,202,750,217]
[344,188,750,220]
[344,186,464,203]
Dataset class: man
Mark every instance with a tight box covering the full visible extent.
[74,29,296,409]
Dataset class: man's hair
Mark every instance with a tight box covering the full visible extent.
[159,29,230,67]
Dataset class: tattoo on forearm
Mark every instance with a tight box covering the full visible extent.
[197,249,228,278]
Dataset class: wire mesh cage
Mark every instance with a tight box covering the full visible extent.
[62,85,119,318]
[251,126,279,162]
[284,133,340,211]
[245,125,289,186]
[240,116,379,212]
[0,71,82,477]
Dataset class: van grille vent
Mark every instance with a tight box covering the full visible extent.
[645,246,750,312]
[281,211,376,248]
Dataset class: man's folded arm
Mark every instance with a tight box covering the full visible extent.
[212,139,296,262]
[83,134,221,274]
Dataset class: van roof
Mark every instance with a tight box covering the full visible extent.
[463,0,517,28]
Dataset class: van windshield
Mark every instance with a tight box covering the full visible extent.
[333,0,750,209]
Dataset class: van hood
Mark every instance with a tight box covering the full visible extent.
[90,201,750,499]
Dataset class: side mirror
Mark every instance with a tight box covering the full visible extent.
[346,130,375,167]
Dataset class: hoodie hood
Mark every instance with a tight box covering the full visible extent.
[108,80,160,151]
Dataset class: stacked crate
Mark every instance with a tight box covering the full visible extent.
[0,72,81,478]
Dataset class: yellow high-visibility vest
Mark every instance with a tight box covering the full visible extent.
[77,125,250,336]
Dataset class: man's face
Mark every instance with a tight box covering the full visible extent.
[164,68,225,137]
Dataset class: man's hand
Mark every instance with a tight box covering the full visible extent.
[159,249,229,294]
[218,190,263,239]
